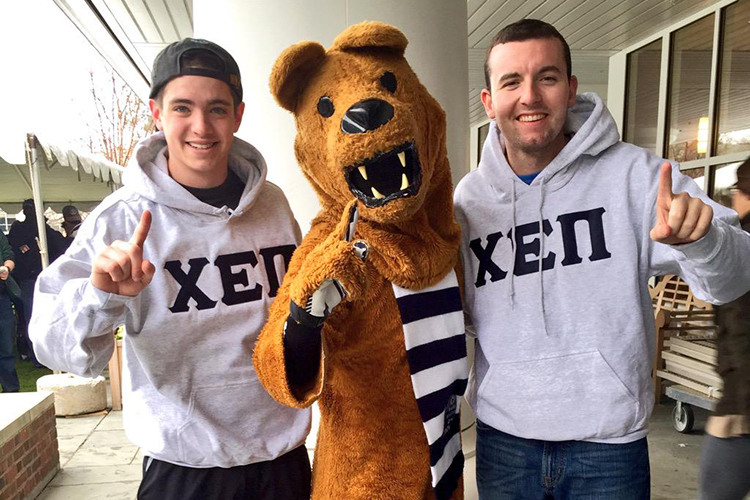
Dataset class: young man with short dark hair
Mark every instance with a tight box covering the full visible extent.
[455,19,750,499]
[30,38,311,500]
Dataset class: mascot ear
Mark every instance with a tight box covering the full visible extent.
[331,21,407,56]
[270,41,327,112]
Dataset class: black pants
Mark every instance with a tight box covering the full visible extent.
[137,445,311,500]
[17,278,40,365]
[700,434,750,500]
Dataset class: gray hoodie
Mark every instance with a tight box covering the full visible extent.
[454,93,750,443]
[30,132,310,467]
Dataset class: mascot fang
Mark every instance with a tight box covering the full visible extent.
[254,21,467,500]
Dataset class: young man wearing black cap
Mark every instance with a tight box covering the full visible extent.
[30,39,311,499]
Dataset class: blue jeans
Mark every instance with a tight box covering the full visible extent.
[0,292,20,392]
[476,419,650,499]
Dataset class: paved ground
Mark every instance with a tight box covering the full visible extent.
[38,411,141,500]
[37,403,710,500]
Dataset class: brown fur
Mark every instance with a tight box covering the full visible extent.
[254,22,462,500]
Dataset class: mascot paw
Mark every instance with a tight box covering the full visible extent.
[290,200,369,314]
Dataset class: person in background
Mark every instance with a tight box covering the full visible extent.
[7,199,66,367]
[61,205,83,243]
[699,157,750,500]
[0,230,20,392]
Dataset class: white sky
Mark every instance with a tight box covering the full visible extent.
[0,0,134,164]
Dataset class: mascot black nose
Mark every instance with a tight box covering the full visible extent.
[341,99,394,134]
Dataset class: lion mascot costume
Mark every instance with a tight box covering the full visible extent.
[254,21,467,500]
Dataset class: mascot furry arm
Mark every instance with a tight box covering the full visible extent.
[254,22,466,500]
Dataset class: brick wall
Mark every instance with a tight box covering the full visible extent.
[0,404,59,500]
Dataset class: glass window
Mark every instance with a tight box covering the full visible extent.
[715,1,750,156]
[681,166,707,192]
[624,40,662,152]
[711,161,744,207]
[666,15,714,162]
[477,123,490,163]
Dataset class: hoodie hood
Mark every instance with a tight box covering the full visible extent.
[478,92,620,194]
[124,131,268,216]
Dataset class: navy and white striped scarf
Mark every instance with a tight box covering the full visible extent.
[393,270,468,500]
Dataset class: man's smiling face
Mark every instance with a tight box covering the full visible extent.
[481,37,577,166]
[150,75,244,188]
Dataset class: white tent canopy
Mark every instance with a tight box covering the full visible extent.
[1,134,124,205]
[1,134,125,268]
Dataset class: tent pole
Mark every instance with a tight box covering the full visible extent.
[26,133,49,269]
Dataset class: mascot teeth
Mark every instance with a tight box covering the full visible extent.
[345,142,422,208]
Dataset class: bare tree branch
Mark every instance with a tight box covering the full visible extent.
[86,67,154,167]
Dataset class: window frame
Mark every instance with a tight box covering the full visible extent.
[611,0,747,192]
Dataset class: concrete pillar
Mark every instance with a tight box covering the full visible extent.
[193,0,469,231]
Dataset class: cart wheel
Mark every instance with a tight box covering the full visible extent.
[672,403,694,433]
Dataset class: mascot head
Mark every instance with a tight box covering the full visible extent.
[270,22,452,225]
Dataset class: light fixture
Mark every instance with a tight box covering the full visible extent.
[697,116,709,154]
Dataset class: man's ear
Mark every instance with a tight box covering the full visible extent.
[331,21,407,56]
[568,75,578,107]
[270,42,326,113]
[149,99,162,131]
[234,102,246,132]
[480,88,495,120]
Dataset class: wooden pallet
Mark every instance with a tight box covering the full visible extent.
[663,358,722,388]
[657,336,722,400]
[657,370,723,399]
[669,338,718,365]
[662,350,718,376]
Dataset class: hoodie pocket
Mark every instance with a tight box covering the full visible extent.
[477,350,641,441]
[177,379,300,466]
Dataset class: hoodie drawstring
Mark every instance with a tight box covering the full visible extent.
[538,177,550,337]
[508,181,517,308]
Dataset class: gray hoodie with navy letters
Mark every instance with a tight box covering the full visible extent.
[30,132,310,467]
[454,93,750,443]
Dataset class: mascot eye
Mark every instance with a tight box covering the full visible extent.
[317,96,335,118]
[380,72,397,93]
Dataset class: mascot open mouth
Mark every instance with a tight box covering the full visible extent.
[344,142,422,208]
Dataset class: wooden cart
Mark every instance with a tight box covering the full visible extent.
[650,275,718,405]
[650,275,723,432]
[665,384,719,433]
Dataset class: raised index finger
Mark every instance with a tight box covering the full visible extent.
[657,162,674,204]
[129,210,152,247]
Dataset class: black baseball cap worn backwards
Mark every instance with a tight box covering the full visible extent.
[149,38,243,104]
